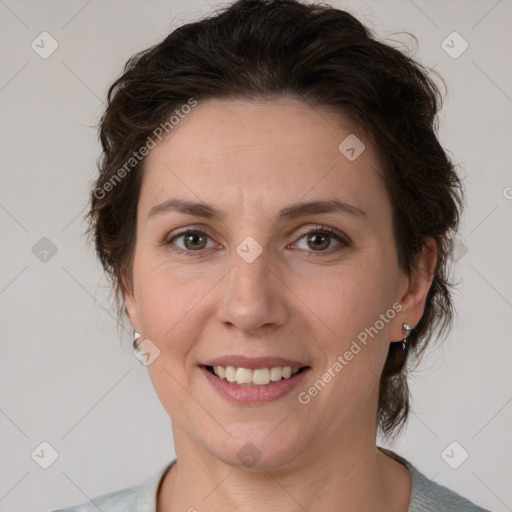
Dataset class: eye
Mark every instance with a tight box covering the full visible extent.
[292,226,349,255]
[166,226,349,257]
[167,229,216,254]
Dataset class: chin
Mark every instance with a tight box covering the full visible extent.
[208,428,309,471]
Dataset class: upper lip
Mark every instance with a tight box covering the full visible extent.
[202,356,309,369]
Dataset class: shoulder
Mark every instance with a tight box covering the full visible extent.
[378,447,491,511]
[50,460,175,512]
[50,486,136,512]
[405,459,491,511]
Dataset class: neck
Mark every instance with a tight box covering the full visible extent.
[157,429,411,512]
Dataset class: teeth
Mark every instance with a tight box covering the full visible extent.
[235,367,253,384]
[252,368,270,385]
[215,365,226,379]
[225,366,237,383]
[270,367,283,381]
[211,365,302,385]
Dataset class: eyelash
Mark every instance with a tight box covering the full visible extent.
[166,226,349,258]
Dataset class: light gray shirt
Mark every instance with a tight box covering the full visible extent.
[51,454,491,511]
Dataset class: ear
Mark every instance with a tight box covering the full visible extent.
[391,237,437,341]
[123,282,140,333]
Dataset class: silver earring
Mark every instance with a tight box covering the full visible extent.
[402,323,411,353]
[133,332,141,350]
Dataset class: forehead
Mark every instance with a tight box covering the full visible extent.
[139,98,389,221]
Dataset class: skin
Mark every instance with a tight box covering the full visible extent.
[124,98,437,512]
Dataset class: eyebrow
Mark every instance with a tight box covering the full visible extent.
[147,198,367,221]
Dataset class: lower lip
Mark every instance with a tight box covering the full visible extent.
[200,366,311,405]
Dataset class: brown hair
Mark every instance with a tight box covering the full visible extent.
[87,0,463,439]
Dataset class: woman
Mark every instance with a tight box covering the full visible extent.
[53,0,491,510]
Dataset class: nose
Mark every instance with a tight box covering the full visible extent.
[217,246,289,335]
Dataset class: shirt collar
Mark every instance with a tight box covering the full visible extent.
[136,459,177,512]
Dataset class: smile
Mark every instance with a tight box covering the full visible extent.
[200,364,311,405]
[207,365,305,386]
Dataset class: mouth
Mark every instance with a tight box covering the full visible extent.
[199,363,311,404]
[202,364,310,386]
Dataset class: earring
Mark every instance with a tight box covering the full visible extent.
[133,332,141,350]
[402,323,411,354]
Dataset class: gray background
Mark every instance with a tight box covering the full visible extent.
[0,0,510,511]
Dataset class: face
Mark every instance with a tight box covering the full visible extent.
[125,98,433,469]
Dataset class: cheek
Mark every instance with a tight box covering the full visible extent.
[293,256,398,411]
[296,259,397,341]
[132,255,207,351]
[132,257,213,414]
[295,265,396,428]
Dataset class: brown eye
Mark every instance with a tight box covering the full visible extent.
[306,232,330,251]
[182,232,207,250]
[293,226,349,255]
[168,230,213,253]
